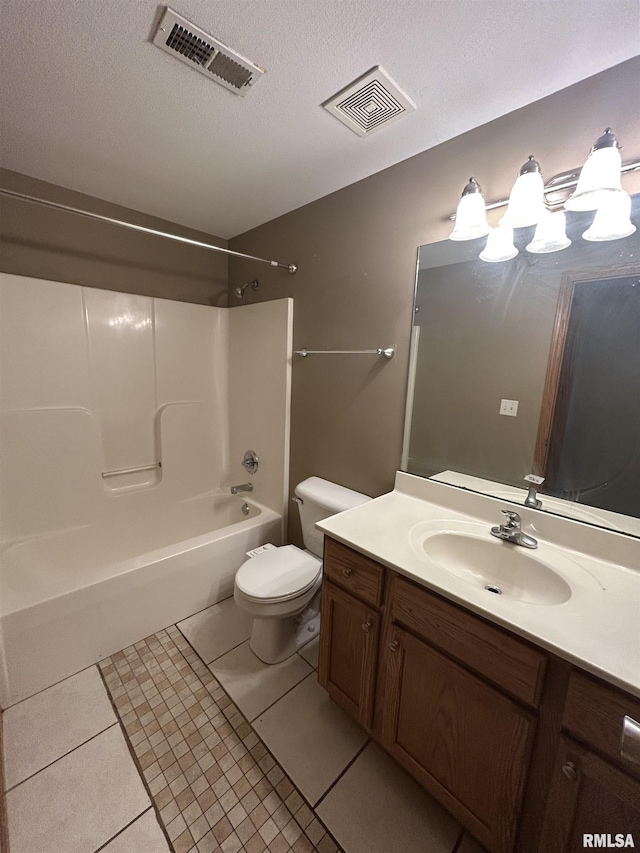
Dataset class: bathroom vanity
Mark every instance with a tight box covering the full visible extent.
[316,474,640,853]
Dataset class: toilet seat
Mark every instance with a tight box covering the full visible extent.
[235,545,322,603]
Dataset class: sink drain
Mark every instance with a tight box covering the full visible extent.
[485,584,503,595]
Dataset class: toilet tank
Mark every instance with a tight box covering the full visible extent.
[294,477,371,558]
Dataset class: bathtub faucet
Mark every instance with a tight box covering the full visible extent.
[231,483,253,494]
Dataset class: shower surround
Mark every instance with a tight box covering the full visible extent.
[0,274,293,706]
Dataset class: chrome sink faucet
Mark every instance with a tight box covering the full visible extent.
[231,482,253,494]
[491,510,538,549]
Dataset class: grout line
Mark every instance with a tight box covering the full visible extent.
[247,668,317,724]
[174,592,235,632]
[5,722,118,793]
[198,635,251,668]
[2,662,98,711]
[297,636,319,669]
[174,601,256,668]
[312,738,371,811]
[97,667,176,853]
[92,806,153,853]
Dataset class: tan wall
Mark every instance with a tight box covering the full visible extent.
[228,57,640,546]
[0,169,228,305]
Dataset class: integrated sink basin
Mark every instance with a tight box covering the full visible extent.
[421,531,572,604]
[408,518,605,605]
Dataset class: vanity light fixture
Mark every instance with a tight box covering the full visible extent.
[501,155,546,228]
[564,128,624,211]
[448,178,491,241]
[446,125,639,262]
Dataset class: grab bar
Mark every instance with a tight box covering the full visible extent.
[102,462,161,478]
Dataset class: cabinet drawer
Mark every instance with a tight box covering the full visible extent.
[563,672,640,777]
[323,538,385,607]
[391,575,546,707]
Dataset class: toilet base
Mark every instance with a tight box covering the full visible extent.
[249,600,320,664]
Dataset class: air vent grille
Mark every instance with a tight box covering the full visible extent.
[323,67,416,137]
[165,24,214,66]
[207,53,254,90]
[153,7,264,95]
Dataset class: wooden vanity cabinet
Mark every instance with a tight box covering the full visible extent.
[380,573,540,853]
[319,537,640,853]
[380,623,535,853]
[318,539,385,729]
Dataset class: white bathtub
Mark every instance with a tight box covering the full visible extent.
[0,494,282,706]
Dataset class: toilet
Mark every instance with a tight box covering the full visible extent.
[234,477,371,664]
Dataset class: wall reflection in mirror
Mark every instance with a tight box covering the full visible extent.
[403,193,640,537]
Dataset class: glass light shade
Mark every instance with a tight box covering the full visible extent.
[501,171,546,228]
[565,146,623,212]
[479,226,518,262]
[526,211,571,254]
[583,191,636,241]
[449,184,490,241]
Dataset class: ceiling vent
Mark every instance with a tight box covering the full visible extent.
[323,66,416,137]
[152,7,264,95]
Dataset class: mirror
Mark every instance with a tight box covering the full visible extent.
[403,193,640,537]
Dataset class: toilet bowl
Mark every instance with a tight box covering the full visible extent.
[233,477,371,664]
[234,545,322,663]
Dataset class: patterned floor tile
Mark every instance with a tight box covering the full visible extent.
[100,626,341,853]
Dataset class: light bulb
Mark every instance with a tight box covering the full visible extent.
[526,211,571,254]
[582,191,636,242]
[565,128,623,212]
[502,156,545,228]
[449,178,491,241]
[479,226,518,262]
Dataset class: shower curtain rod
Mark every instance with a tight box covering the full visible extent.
[0,188,298,274]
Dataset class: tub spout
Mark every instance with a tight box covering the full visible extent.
[231,483,253,494]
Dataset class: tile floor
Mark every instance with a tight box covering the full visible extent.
[2,595,486,853]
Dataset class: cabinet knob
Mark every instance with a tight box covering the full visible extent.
[362,622,371,633]
[342,568,353,578]
[562,761,578,782]
[389,641,399,652]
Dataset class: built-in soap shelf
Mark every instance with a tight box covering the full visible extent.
[101,462,162,494]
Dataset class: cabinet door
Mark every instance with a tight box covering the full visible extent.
[537,735,640,852]
[318,580,380,729]
[381,626,535,853]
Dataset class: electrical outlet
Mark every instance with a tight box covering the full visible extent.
[499,399,519,417]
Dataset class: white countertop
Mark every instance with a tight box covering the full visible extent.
[317,472,640,698]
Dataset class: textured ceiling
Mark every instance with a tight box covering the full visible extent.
[1,0,639,238]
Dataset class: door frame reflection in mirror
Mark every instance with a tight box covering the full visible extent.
[534,267,638,504]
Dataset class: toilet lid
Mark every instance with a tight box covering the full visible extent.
[236,545,322,601]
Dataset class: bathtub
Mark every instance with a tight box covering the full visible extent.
[0,494,282,706]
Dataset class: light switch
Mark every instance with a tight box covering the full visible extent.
[499,399,519,417]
